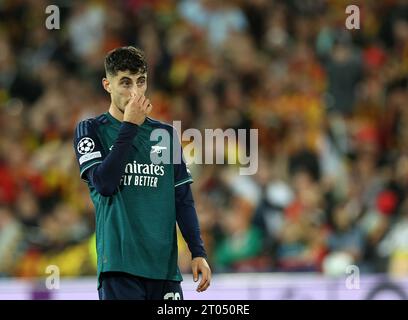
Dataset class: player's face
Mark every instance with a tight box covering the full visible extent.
[104,70,147,113]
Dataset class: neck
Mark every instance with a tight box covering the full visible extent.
[108,102,123,122]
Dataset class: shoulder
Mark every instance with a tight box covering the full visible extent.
[75,113,109,130]
[74,113,108,139]
[145,117,176,135]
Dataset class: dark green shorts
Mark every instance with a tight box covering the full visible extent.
[98,271,183,300]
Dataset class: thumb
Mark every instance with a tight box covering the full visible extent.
[192,262,198,282]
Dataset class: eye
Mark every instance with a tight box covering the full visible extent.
[137,78,146,86]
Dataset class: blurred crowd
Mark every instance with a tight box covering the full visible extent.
[1,0,408,279]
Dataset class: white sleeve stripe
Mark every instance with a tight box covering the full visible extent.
[79,151,102,165]
[175,177,193,187]
[80,160,102,178]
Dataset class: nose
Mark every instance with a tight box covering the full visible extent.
[130,88,142,97]
[126,89,137,99]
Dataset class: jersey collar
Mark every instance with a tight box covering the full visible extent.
[105,112,149,128]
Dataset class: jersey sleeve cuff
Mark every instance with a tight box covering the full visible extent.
[80,160,102,182]
[192,252,208,259]
[175,177,193,188]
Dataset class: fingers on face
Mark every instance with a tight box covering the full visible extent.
[127,94,136,106]
[144,98,150,109]
[144,99,152,114]
[135,95,147,108]
[136,94,144,105]
[146,102,152,114]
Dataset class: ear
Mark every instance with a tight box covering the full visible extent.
[102,78,111,94]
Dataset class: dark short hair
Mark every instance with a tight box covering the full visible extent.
[104,46,147,77]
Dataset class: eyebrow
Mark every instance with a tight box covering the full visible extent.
[119,75,146,82]
[119,77,132,82]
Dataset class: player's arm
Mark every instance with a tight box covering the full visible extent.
[74,94,152,196]
[176,183,211,292]
[73,118,136,196]
[176,184,206,258]
[173,134,205,259]
[86,121,139,196]
[173,133,211,292]
[73,117,106,181]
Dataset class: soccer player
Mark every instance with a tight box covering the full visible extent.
[73,46,211,300]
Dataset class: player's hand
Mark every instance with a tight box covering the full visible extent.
[123,93,152,125]
[192,257,211,292]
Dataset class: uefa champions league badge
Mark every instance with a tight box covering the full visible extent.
[77,137,96,155]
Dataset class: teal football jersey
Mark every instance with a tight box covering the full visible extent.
[73,112,193,287]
